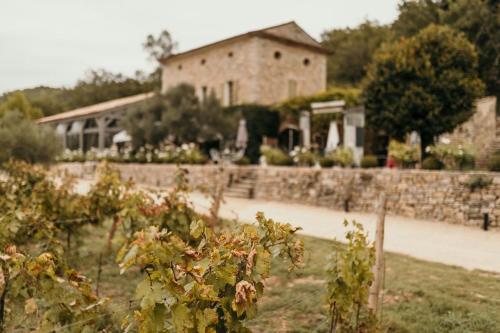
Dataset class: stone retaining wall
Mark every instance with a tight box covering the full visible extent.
[55,163,500,228]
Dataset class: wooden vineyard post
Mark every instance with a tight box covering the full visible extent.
[368,192,387,314]
[208,166,225,228]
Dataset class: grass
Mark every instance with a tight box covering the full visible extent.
[73,222,500,333]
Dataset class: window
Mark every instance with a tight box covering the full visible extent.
[177,64,182,70]
[303,58,310,66]
[228,52,233,58]
[274,51,282,59]
[288,80,297,98]
[355,127,364,147]
[201,86,208,103]
[223,81,234,106]
[201,59,206,65]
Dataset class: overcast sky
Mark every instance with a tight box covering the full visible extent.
[0,0,400,94]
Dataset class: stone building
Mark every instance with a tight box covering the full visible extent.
[37,93,153,151]
[440,96,498,168]
[38,22,328,151]
[160,21,328,106]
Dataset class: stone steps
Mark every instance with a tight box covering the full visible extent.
[225,171,257,199]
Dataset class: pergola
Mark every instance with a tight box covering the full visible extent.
[37,92,153,151]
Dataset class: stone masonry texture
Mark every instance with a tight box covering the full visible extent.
[161,23,327,105]
[56,163,500,228]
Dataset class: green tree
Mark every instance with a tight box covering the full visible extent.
[143,30,177,62]
[0,91,43,119]
[321,21,392,85]
[363,24,484,152]
[0,111,62,163]
[162,84,238,144]
[392,0,499,96]
[122,84,238,148]
[120,93,167,149]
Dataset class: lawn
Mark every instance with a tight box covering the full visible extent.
[73,221,500,333]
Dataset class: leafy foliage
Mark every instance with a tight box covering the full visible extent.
[225,105,280,164]
[0,91,43,119]
[392,0,499,97]
[364,24,484,152]
[387,140,420,168]
[426,142,475,170]
[260,145,293,166]
[144,30,177,62]
[118,212,303,332]
[122,84,238,149]
[487,154,500,172]
[360,155,378,168]
[1,70,157,117]
[0,111,62,164]
[0,161,307,332]
[329,147,355,168]
[321,20,392,86]
[421,155,443,170]
[326,220,376,333]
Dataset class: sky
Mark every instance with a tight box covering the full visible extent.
[0,0,400,94]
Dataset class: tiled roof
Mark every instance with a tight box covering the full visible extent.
[160,21,328,64]
[37,92,154,124]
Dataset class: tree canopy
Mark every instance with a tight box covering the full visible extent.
[392,0,499,96]
[363,24,484,151]
[143,30,177,62]
[0,70,157,117]
[321,21,392,86]
[121,84,238,149]
[321,0,498,96]
[0,91,43,119]
[0,111,62,163]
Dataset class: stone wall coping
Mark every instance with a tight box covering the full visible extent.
[55,162,500,178]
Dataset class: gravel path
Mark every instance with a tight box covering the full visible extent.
[76,180,500,273]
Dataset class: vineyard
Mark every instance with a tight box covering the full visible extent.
[1,161,500,333]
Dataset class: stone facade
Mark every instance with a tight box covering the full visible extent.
[56,163,500,228]
[161,22,327,105]
[440,96,498,168]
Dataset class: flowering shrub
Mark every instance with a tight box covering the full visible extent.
[56,149,86,162]
[57,143,208,165]
[329,147,354,167]
[260,145,293,166]
[426,142,475,170]
[388,140,420,168]
[290,146,318,166]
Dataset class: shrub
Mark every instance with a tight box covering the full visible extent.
[388,140,419,168]
[487,154,500,172]
[234,156,251,166]
[290,146,317,166]
[467,174,492,191]
[0,111,62,164]
[330,147,354,167]
[260,145,293,166]
[319,156,335,168]
[327,220,376,332]
[421,156,443,170]
[360,155,378,168]
[426,142,475,170]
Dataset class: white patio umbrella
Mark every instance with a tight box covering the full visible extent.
[67,121,83,135]
[55,123,67,136]
[325,121,340,153]
[113,130,131,144]
[235,119,248,150]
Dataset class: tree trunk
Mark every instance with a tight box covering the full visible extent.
[368,193,387,314]
[420,132,433,160]
[107,217,120,253]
